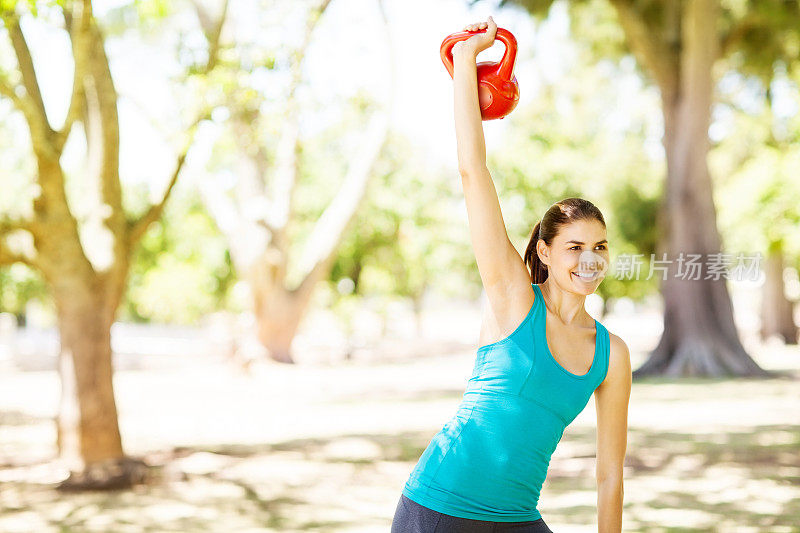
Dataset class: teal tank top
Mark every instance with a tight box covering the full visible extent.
[402,283,611,522]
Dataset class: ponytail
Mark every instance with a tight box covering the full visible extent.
[524,198,606,285]
[524,220,549,283]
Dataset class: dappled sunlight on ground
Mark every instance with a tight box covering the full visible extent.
[0,324,798,531]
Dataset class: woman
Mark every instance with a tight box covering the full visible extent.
[391,16,632,533]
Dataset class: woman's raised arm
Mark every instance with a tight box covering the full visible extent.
[453,17,531,314]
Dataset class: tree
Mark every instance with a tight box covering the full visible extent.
[197,0,395,363]
[502,0,800,377]
[752,88,798,344]
[0,0,227,489]
[711,76,800,345]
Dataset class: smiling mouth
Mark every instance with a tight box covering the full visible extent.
[572,271,600,282]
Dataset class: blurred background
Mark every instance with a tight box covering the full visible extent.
[0,0,798,531]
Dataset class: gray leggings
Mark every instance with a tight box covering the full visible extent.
[391,494,554,533]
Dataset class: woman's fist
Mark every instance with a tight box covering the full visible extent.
[453,16,497,58]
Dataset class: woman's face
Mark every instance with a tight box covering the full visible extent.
[537,218,609,294]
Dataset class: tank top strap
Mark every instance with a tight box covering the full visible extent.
[593,319,611,385]
[530,283,545,317]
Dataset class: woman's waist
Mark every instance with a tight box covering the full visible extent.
[441,389,566,455]
[460,386,570,426]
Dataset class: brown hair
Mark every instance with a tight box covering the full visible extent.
[523,198,606,284]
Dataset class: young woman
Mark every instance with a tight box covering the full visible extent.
[391,16,632,533]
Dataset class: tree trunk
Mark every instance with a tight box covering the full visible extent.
[54,282,147,490]
[632,0,771,378]
[760,243,797,344]
[255,307,304,364]
[250,266,311,364]
[411,292,425,339]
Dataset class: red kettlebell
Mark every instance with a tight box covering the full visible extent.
[440,27,520,121]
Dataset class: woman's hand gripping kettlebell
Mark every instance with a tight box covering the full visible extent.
[453,16,497,58]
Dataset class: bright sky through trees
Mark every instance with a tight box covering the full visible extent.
[15,0,795,190]
[4,0,668,191]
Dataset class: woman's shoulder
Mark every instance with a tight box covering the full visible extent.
[603,331,632,385]
[607,331,629,357]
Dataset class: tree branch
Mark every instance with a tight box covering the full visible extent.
[128,0,232,247]
[0,216,31,236]
[0,14,57,159]
[127,151,187,246]
[128,114,207,245]
[79,11,131,271]
[295,111,389,293]
[56,0,92,151]
[267,0,333,234]
[198,177,241,240]
[0,71,37,119]
[4,12,52,131]
[608,0,680,101]
[0,217,36,268]
[191,0,230,72]
[0,241,32,267]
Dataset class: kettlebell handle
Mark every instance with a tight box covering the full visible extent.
[440,27,517,80]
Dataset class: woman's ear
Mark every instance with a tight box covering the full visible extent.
[536,239,550,268]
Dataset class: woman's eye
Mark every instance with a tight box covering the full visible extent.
[596,245,606,250]
[570,246,580,250]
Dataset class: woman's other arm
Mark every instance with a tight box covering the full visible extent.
[594,333,632,533]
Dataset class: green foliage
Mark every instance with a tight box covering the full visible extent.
[711,74,800,261]
[608,182,659,257]
[567,0,627,61]
[496,0,560,18]
[0,0,15,14]
[0,86,39,319]
[0,263,47,319]
[328,130,480,302]
[504,0,800,89]
[498,0,622,59]
[720,0,800,85]
[123,186,235,324]
[500,0,626,59]
[286,88,481,301]
[0,0,65,18]
[132,0,170,19]
[287,94,377,269]
[100,0,179,39]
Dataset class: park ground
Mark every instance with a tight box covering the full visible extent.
[0,302,799,532]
